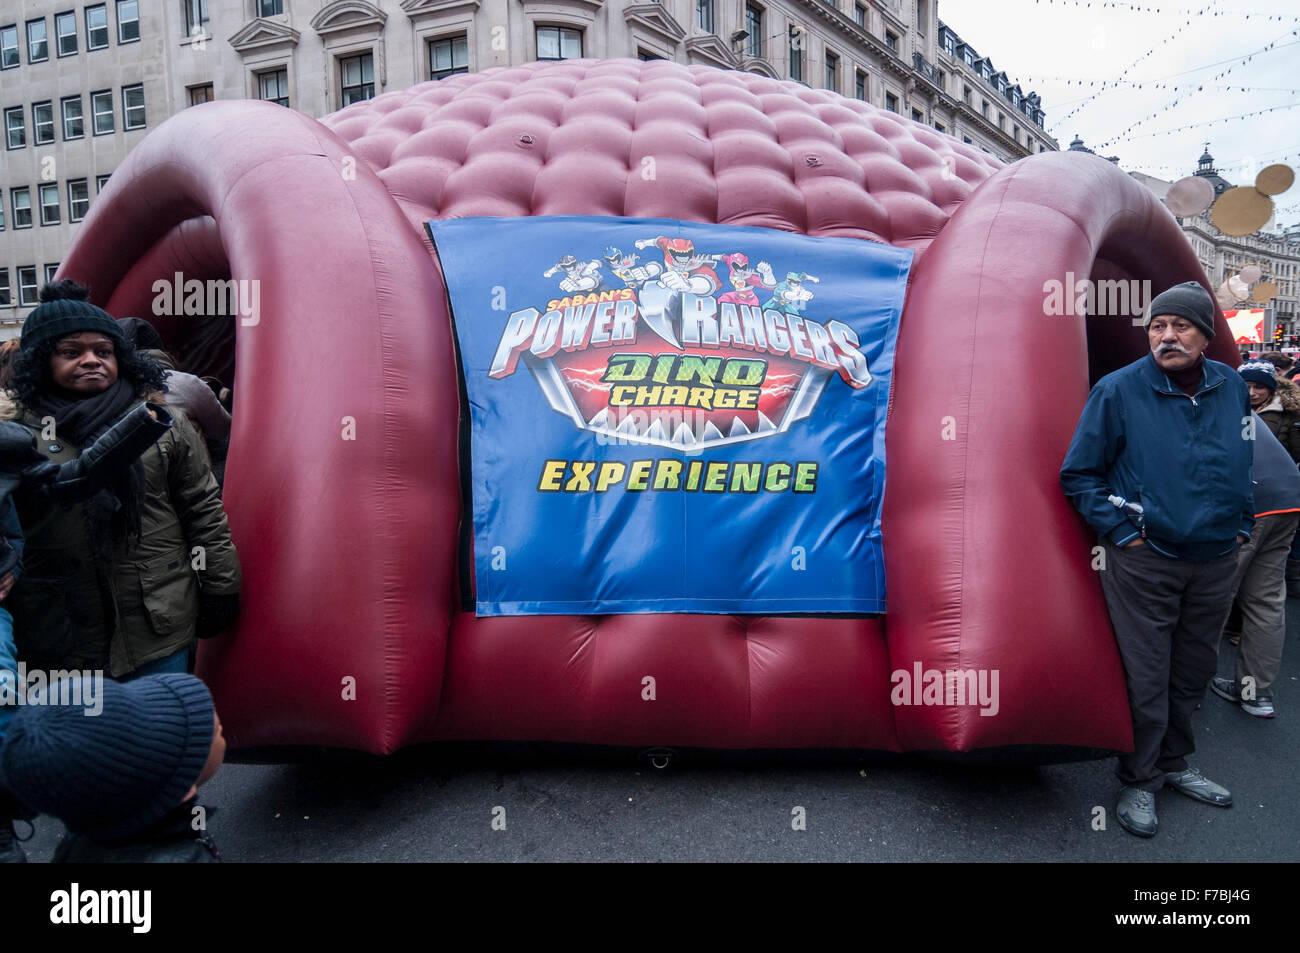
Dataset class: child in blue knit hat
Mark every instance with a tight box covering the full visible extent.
[0,672,225,862]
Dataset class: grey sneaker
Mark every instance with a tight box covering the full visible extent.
[1116,786,1158,837]
[1241,693,1275,718]
[1210,676,1240,705]
[1164,767,1232,807]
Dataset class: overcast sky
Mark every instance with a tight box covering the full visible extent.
[940,0,1300,225]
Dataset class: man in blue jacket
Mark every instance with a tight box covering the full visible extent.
[1061,281,1253,838]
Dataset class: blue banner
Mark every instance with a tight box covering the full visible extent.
[428,216,912,616]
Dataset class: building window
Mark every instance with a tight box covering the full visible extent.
[55,11,78,55]
[962,135,971,144]
[85,4,108,49]
[825,50,838,92]
[934,122,945,133]
[39,183,60,225]
[911,108,923,122]
[0,200,4,229]
[637,49,663,60]
[997,111,1004,130]
[1012,123,1019,141]
[885,31,898,53]
[937,70,945,91]
[981,100,988,118]
[0,25,17,68]
[855,70,866,101]
[697,0,714,33]
[258,68,289,106]
[885,92,898,113]
[429,34,468,80]
[91,89,114,134]
[1011,91,1020,108]
[0,271,9,306]
[340,52,375,105]
[185,0,209,37]
[96,173,111,193]
[745,5,762,58]
[536,26,581,61]
[11,188,32,228]
[44,264,60,284]
[822,0,835,8]
[188,84,213,106]
[68,178,90,221]
[258,0,283,15]
[917,0,929,35]
[4,107,24,149]
[116,1,139,43]
[26,18,48,62]
[18,267,39,306]
[122,84,145,129]
[854,4,866,27]
[32,102,54,145]
[789,27,802,82]
[943,33,954,55]
[963,85,970,104]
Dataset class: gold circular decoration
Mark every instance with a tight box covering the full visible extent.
[1211,186,1273,236]
[1165,175,1216,216]
[1251,280,1279,303]
[1255,164,1295,196]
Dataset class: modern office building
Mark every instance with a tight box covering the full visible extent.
[1,0,1057,334]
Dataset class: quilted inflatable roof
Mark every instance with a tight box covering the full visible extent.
[318,58,1005,252]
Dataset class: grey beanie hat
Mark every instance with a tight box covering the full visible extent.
[1145,281,1216,340]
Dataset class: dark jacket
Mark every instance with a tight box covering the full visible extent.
[52,802,220,863]
[4,402,241,677]
[1249,412,1300,517]
[1060,352,1255,561]
[1255,376,1300,465]
[0,402,171,580]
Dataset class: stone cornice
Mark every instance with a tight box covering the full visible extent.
[311,0,388,36]
[791,0,909,79]
[623,3,686,46]
[399,0,482,21]
[229,17,301,55]
[684,34,738,69]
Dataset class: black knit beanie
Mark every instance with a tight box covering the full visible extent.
[0,673,214,842]
[1144,281,1216,340]
[20,298,126,353]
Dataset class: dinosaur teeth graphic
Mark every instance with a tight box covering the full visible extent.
[580,389,824,450]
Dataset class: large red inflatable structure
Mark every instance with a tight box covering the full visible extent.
[55,59,1240,757]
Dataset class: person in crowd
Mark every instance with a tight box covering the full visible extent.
[1260,351,1294,378]
[0,340,20,391]
[2,280,241,682]
[1061,281,1251,839]
[0,399,172,862]
[116,317,232,487]
[1240,360,1300,464]
[0,672,225,862]
[1211,398,1300,720]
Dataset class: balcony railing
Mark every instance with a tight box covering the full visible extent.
[913,51,941,86]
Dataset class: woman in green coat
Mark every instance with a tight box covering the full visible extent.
[3,281,241,679]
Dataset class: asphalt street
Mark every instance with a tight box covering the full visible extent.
[18,604,1300,863]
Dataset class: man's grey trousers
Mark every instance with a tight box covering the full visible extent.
[1099,539,1238,790]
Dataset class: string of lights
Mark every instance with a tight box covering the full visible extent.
[1047,0,1223,126]
[1091,31,1300,146]
[1110,102,1300,143]
[1031,0,1298,18]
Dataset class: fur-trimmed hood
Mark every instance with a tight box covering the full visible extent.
[1259,375,1300,416]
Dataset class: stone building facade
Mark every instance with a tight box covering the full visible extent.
[1,0,1057,334]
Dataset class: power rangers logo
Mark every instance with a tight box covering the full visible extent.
[488,235,873,451]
